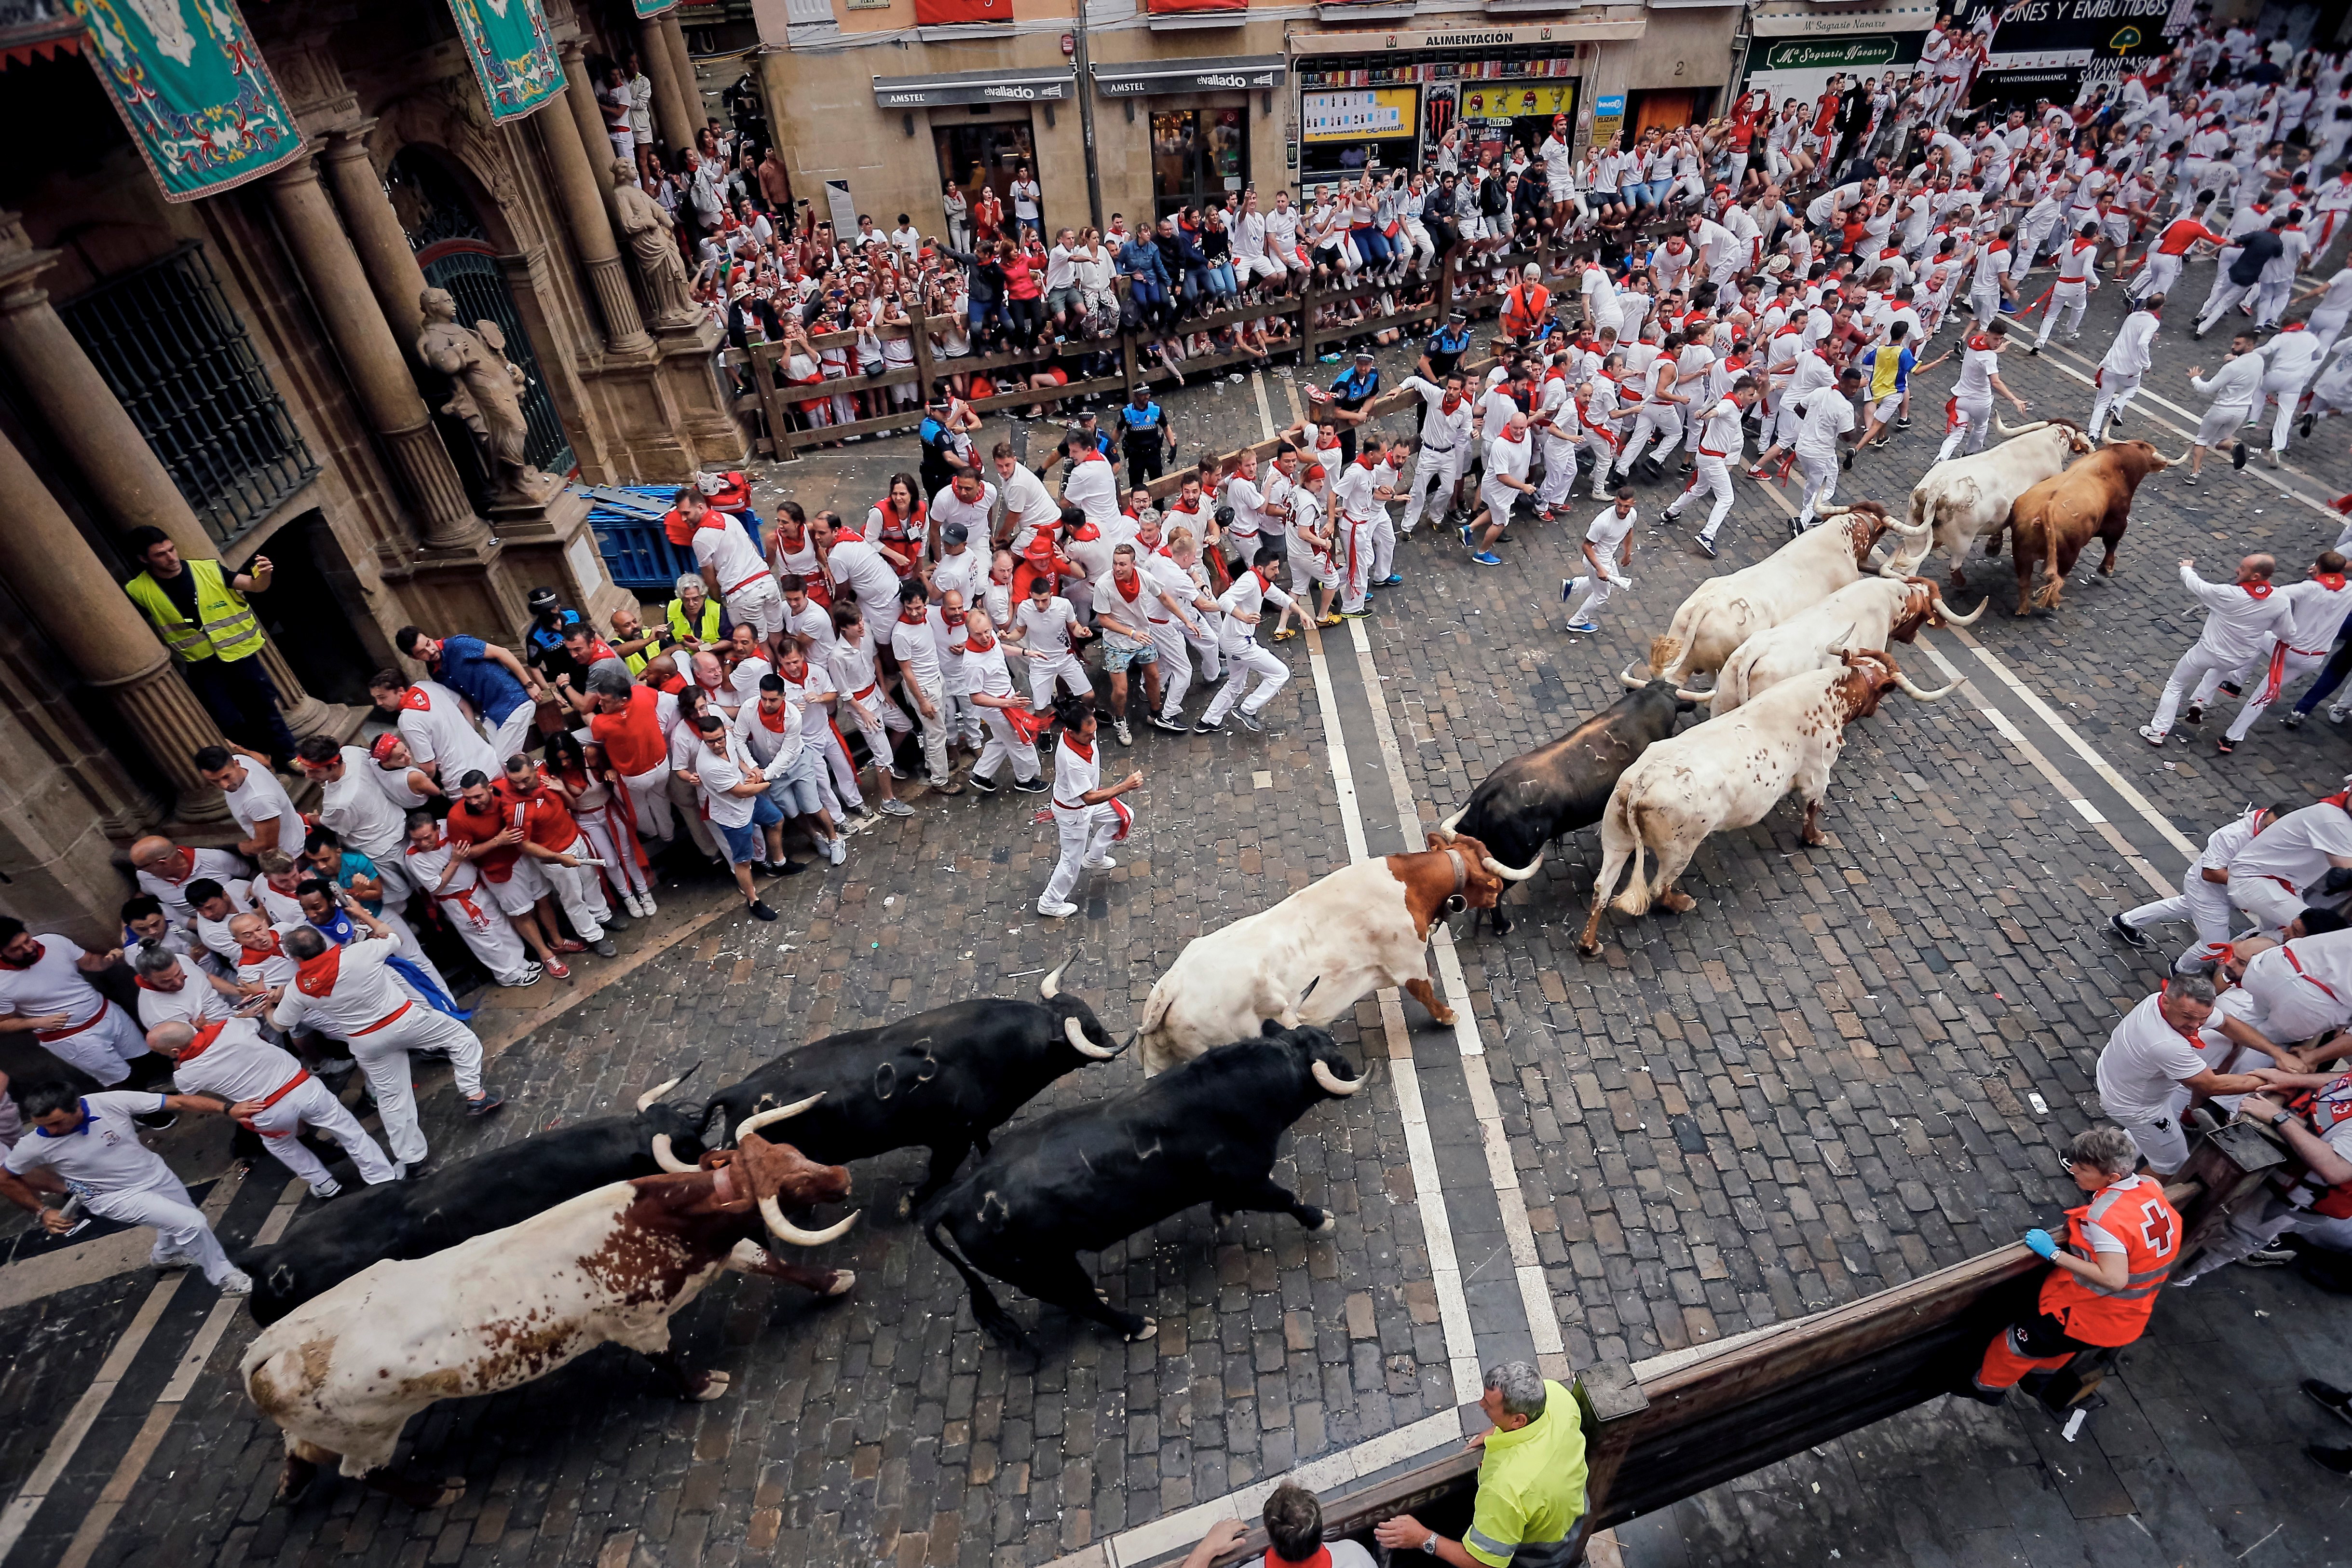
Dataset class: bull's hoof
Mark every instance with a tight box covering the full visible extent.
[824,1269,857,1296]
[1309,1209,1336,1234]
[896,1192,914,1220]
[275,1458,317,1507]
[432,1479,466,1510]
[1429,1006,1459,1027]
[1127,1317,1159,1342]
[1801,831,1830,848]
[1577,940,1602,959]
[1658,891,1697,914]
[691,1370,732,1402]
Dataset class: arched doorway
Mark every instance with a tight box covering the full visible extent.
[385,148,576,494]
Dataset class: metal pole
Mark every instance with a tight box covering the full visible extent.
[1073,3,1106,232]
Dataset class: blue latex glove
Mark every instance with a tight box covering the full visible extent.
[2024,1228,2058,1259]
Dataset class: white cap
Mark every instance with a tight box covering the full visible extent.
[1523,262,1541,280]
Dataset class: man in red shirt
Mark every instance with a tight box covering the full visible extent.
[2127,191,2226,304]
[498,754,623,956]
[443,767,582,978]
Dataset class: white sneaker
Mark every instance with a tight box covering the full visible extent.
[2332,706,2350,725]
[826,834,847,867]
[638,893,657,914]
[622,894,645,919]
[1084,855,1116,870]
[1037,899,1080,918]
[218,1268,254,1296]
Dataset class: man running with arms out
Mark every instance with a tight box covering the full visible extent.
[1560,485,1639,635]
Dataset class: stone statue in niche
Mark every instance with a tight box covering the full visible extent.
[610,159,699,328]
[416,286,541,501]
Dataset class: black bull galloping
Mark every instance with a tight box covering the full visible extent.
[1436,635,1697,933]
[699,955,1122,1212]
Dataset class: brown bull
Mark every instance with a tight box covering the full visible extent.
[1986,440,2181,614]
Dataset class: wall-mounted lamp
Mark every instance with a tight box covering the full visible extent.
[902,112,915,137]
[1045,104,1057,128]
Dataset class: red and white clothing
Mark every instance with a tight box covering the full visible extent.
[2222,570,2351,741]
[1042,730,1130,911]
[170,1016,395,1194]
[588,685,679,843]
[133,953,236,1034]
[964,632,1040,787]
[270,936,488,1167]
[1013,594,1090,708]
[693,512,786,639]
[2230,799,2352,936]
[2237,930,2352,1052]
[393,679,500,790]
[135,847,247,929]
[780,659,862,814]
[4,1091,238,1285]
[2148,565,2297,741]
[2095,991,2212,1169]
[0,936,144,1084]
[219,762,303,859]
[1201,568,1293,727]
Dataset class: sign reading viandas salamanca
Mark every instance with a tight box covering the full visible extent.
[1760,38,1901,71]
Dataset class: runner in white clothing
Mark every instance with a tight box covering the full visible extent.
[681,488,787,647]
[2110,804,2283,972]
[398,815,540,988]
[2214,552,2352,746]
[2141,555,2298,745]
[1005,577,1095,708]
[961,610,1048,794]
[2089,297,2162,444]
[1037,699,1144,919]
[148,1016,396,1195]
[1664,378,1761,554]
[1790,370,1864,533]
[1397,371,1474,533]
[371,674,500,794]
[1198,547,1295,732]
[2094,982,2269,1174]
[0,922,146,1085]
[1559,488,1639,634]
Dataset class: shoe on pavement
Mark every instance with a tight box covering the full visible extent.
[2304,1378,2352,1428]
[1379,573,1403,587]
[1566,620,1600,634]
[1238,710,1263,733]
[2182,703,2204,725]
[1459,524,1476,547]
[218,1269,255,1297]
[1317,612,1342,627]
[1194,719,1226,735]
[1273,627,1299,641]
[1149,714,1186,733]
[543,959,572,980]
[638,894,656,914]
[2283,711,2307,729]
[466,1091,506,1118]
[2303,411,2318,440]
[1113,720,1132,746]
[592,938,619,958]
[2219,681,2242,697]
[1470,551,1503,566]
[508,965,544,987]
[932,778,965,796]
[1083,855,1116,870]
[2182,473,2198,486]
[2216,736,2236,754]
[1695,534,1718,558]
[2232,441,2249,470]
[879,799,916,817]
[2137,725,2167,747]
[1012,777,1050,792]
[748,900,779,922]
[966,772,999,793]
[2243,1247,2296,1267]
[826,834,847,866]
[2333,706,2351,724]
[1037,899,1080,919]
[2109,914,2150,949]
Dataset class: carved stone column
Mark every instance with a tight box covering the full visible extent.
[0,423,229,820]
[659,12,701,147]
[637,12,697,156]
[319,128,434,353]
[267,154,491,553]
[0,213,329,738]
[550,46,656,357]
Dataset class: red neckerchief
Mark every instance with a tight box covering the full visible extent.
[295,946,343,997]
[2155,982,2209,1047]
[1967,333,1993,352]
[133,969,180,992]
[178,1020,228,1063]
[2071,237,2097,254]
[2319,573,2348,591]
[398,685,431,712]
[0,942,43,971]
[2243,581,2275,599]
[967,630,997,652]
[756,701,789,734]
[1074,448,1107,464]
[1063,735,1095,763]
[239,932,283,966]
[2284,321,2309,332]
[1441,392,1463,413]
[1114,571,1143,604]
[898,605,928,628]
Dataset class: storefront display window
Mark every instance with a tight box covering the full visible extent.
[1151,108,1247,218]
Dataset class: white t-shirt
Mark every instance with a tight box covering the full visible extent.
[170,1017,304,1105]
[0,936,108,1031]
[1584,504,1638,570]
[3,1090,175,1196]
[268,936,411,1038]
[136,848,248,928]
[999,464,1058,549]
[884,610,943,686]
[2095,992,2211,1119]
[1792,386,1857,454]
[135,954,234,1032]
[778,664,838,739]
[692,517,772,599]
[1016,596,1080,658]
[826,538,904,618]
[316,749,408,862]
[692,731,761,829]
[396,680,500,789]
[221,763,302,858]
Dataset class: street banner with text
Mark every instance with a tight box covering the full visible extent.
[70,0,305,202]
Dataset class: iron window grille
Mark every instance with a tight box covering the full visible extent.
[59,242,320,546]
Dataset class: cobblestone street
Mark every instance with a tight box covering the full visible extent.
[4,260,2352,1568]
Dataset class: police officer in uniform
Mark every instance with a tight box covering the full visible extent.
[1419,310,1475,382]
[1117,386,1168,493]
[1325,349,1383,465]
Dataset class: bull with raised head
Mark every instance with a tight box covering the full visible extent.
[1134,841,1508,1075]
[1986,439,2181,614]
[1651,502,1927,688]
[1431,635,1699,934]
[698,955,1121,1210]
[240,1070,714,1327]
[1890,417,2093,583]
[244,1110,857,1510]
[926,1022,1362,1344]
[1700,576,1979,714]
[1577,649,1950,956]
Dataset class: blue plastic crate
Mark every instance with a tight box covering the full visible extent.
[585,486,763,597]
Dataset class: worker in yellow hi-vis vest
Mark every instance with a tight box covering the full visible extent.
[122,525,296,765]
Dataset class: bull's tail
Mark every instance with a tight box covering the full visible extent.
[1135,981,1178,1077]
[926,1214,1030,1350]
[1579,785,1641,954]
[1612,798,1658,917]
[2034,505,2065,610]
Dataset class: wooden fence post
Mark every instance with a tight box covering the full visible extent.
[910,311,940,408]
[2174,1120,2290,1268]
[1566,1360,1648,1564]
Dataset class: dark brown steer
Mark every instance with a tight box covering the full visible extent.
[1989,440,2181,614]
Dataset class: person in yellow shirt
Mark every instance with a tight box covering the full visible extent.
[1374,1362,1589,1567]
[121,525,295,765]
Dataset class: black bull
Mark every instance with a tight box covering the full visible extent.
[925,1023,1364,1345]
[1438,669,1694,933]
[237,1073,711,1327]
[699,958,1120,1212]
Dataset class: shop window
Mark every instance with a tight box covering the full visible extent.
[935,121,1038,229]
[1150,108,1247,218]
[58,243,320,549]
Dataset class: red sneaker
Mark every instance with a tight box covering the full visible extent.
[550,939,588,954]
[542,959,572,980]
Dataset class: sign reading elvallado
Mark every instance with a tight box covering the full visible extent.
[71,0,305,203]
[445,0,564,124]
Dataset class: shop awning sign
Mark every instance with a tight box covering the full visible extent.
[1757,37,1902,71]
[872,67,1076,107]
[1093,55,1287,96]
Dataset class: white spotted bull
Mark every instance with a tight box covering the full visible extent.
[1699,576,1978,714]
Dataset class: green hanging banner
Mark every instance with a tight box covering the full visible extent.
[70,0,305,203]
[443,0,564,124]
[633,0,678,16]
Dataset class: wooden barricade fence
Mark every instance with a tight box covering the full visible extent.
[1137,1122,2291,1568]
[719,243,1574,463]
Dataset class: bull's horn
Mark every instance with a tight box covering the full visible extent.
[1310,1060,1363,1097]
[758,1196,860,1248]
[2163,448,2191,467]
[650,1134,698,1174]
[1993,416,2049,437]
[1884,512,1932,539]
[634,1061,701,1113]
[1296,976,1321,1003]
[1892,670,1958,700]
[1482,852,1544,882]
[1672,683,1714,704]
[1064,1017,1119,1059]
[1618,663,1653,690]
[1815,501,1852,518]
[735,1093,826,1140]
[1935,590,1989,627]
[1039,945,1081,1000]
[1437,807,1466,834]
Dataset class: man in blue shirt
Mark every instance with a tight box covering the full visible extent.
[394,624,544,760]
[1118,386,1168,491]
[1325,350,1382,465]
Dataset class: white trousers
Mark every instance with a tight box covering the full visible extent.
[1400,444,1466,530]
[1149,621,1196,718]
[1202,644,1288,723]
[1370,512,1399,583]
[2229,873,2309,941]
[1792,448,1839,522]
[2130,251,2182,300]
[1561,574,1618,625]
[38,1001,146,1085]
[813,723,865,812]
[543,838,611,942]
[578,812,652,899]
[431,886,535,985]
[906,672,952,783]
[2149,644,2239,736]
[2265,368,2315,452]
[1044,804,1124,906]
[1616,407,1683,474]
[2036,280,2088,345]
[1667,456,1736,542]
[947,689,983,750]
[2226,648,2326,741]
[620,762,675,841]
[2090,372,2143,442]
[973,709,1040,784]
[249,1075,399,1193]
[665,772,723,859]
[1535,436,1579,509]
[1938,393,1994,462]
[485,705,537,761]
[1025,651,1092,709]
[2197,280,2254,334]
[1339,517,1378,613]
[352,1005,488,1165]
[92,1172,235,1285]
[2314,307,2351,358]
[2122,867,2239,973]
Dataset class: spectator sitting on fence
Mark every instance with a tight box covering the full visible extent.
[1372,1361,1589,1568]
[1965,1126,2185,1406]
[1176,1481,1378,1568]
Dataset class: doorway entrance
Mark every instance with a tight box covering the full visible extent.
[933,120,1036,228]
[1149,107,1247,219]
